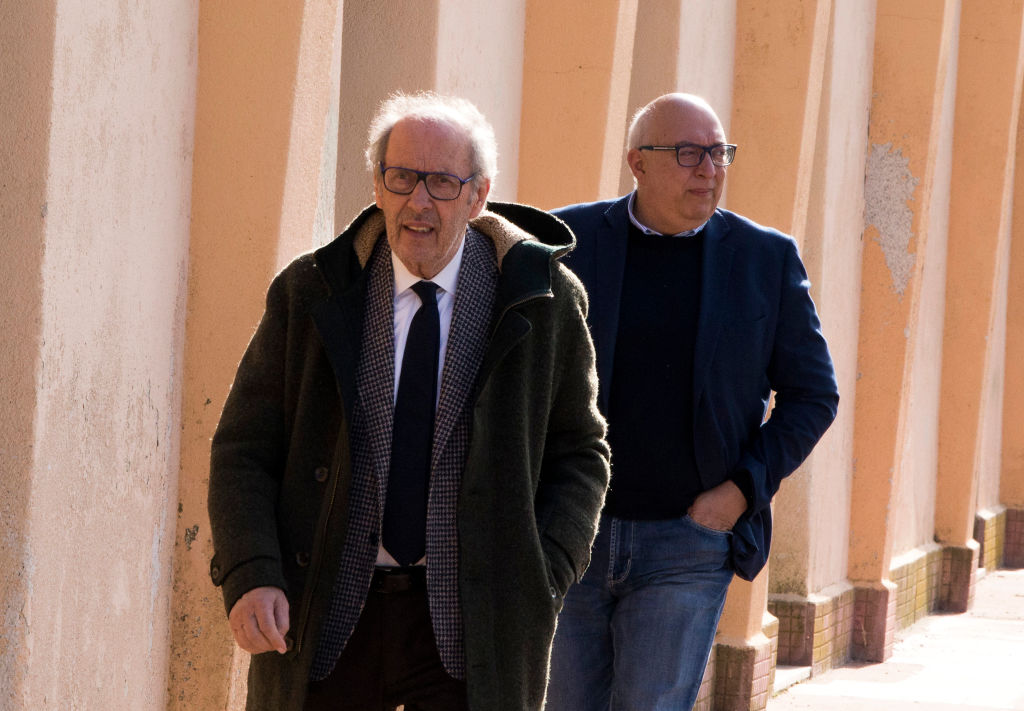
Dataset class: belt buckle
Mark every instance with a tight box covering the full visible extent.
[373,566,423,594]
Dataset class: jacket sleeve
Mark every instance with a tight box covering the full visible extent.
[534,265,611,594]
[207,270,292,615]
[735,239,839,515]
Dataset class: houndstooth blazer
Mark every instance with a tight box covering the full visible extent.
[310,228,498,681]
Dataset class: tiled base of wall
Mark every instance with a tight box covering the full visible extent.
[891,545,941,629]
[768,583,854,675]
[974,507,1006,571]
[713,635,774,711]
[1002,508,1024,568]
[692,649,715,711]
[852,579,896,662]
[703,527,1013,707]
[939,542,979,612]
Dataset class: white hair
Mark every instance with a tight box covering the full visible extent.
[365,91,498,186]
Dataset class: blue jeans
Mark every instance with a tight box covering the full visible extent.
[547,514,734,711]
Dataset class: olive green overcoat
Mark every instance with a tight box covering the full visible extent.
[208,202,610,710]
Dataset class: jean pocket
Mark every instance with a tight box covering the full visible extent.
[682,514,733,538]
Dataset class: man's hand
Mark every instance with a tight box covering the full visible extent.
[687,480,748,532]
[228,586,290,654]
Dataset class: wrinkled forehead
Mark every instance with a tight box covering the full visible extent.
[384,117,474,170]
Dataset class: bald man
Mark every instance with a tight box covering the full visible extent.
[547,93,839,710]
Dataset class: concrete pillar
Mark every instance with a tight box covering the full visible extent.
[713,573,776,711]
[936,0,1024,610]
[768,0,874,604]
[725,0,836,693]
[850,0,960,660]
[168,2,342,708]
[1004,111,1024,568]
[729,0,832,244]
[1,1,196,708]
[0,2,57,706]
[518,0,639,208]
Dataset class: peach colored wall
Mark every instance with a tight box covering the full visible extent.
[774,0,875,594]
[936,0,1024,546]
[0,2,56,705]
[169,3,342,708]
[0,1,196,708]
[727,0,837,600]
[1005,115,1024,508]
[518,0,639,209]
[849,0,959,583]
[889,8,958,557]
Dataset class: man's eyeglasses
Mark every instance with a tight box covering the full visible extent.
[379,164,477,201]
[637,143,737,168]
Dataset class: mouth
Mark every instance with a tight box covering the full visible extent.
[403,223,436,235]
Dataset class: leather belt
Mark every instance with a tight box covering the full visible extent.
[371,566,426,594]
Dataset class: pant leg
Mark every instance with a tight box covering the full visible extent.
[546,520,617,711]
[304,574,467,711]
[609,515,733,711]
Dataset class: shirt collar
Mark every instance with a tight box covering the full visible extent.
[391,232,466,296]
[627,191,707,238]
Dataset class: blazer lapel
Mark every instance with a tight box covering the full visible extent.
[431,229,497,466]
[591,197,630,411]
[693,211,735,410]
[356,237,398,502]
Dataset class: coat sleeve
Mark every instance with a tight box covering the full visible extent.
[533,264,611,594]
[207,269,292,615]
[735,239,839,515]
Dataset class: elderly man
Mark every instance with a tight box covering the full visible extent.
[546,93,839,710]
[208,91,610,711]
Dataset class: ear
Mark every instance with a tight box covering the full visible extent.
[467,177,491,219]
[626,148,645,182]
[373,173,384,208]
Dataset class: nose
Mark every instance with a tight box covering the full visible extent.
[694,151,717,177]
[409,178,434,208]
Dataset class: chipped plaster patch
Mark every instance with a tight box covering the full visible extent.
[865,143,919,294]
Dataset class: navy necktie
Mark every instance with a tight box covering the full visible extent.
[384,280,440,566]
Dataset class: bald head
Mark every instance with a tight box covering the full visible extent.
[625,93,731,234]
[626,93,723,151]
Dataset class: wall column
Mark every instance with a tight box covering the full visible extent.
[936,0,1024,609]
[518,0,639,208]
[0,2,56,705]
[169,3,343,708]
[1004,111,1024,569]
[726,0,836,698]
[850,0,959,660]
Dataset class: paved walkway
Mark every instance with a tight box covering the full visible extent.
[767,568,1024,710]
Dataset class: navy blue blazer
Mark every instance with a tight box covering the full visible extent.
[554,195,839,580]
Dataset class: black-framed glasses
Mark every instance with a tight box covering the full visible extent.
[638,143,737,167]
[379,164,477,200]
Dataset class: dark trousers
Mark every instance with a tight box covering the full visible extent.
[304,568,468,711]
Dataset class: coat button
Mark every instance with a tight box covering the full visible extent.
[211,565,221,580]
[295,551,311,567]
[549,586,557,598]
[314,466,329,482]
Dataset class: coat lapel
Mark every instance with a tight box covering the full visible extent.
[692,211,735,409]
